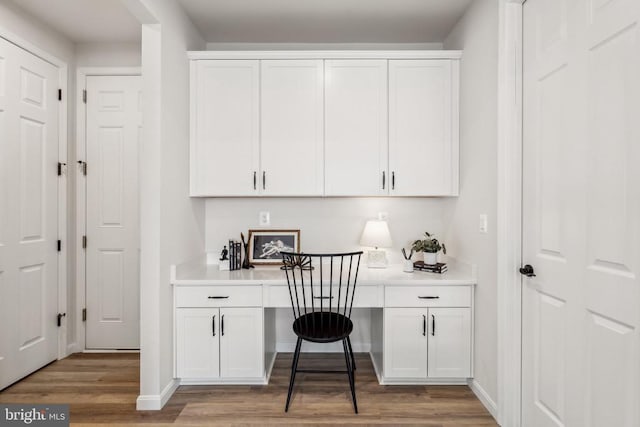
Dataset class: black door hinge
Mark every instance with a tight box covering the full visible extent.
[57,162,66,176]
[57,240,62,251]
[82,308,87,322]
[83,89,87,104]
[82,235,87,249]
[78,161,87,176]
[58,89,62,101]
[57,312,66,327]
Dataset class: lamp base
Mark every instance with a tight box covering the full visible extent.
[366,249,388,268]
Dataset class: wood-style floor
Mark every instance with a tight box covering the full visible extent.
[0,353,497,426]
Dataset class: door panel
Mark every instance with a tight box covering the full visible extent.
[384,308,427,379]
[0,37,59,390]
[523,0,640,426]
[261,60,324,196]
[176,308,220,379]
[86,75,141,349]
[389,60,456,196]
[324,60,388,196]
[427,308,470,378]
[219,307,263,378]
[191,60,259,196]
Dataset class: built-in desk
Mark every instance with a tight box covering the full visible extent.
[171,258,476,386]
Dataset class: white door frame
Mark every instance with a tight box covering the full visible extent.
[75,67,141,352]
[497,1,525,426]
[0,26,69,360]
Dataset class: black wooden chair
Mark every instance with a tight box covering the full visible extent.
[281,251,363,414]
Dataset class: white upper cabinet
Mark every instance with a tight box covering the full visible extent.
[191,60,260,196]
[324,59,388,196]
[389,60,459,196]
[189,52,460,197]
[260,60,324,196]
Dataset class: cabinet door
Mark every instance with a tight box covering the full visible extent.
[389,60,459,196]
[261,60,324,196]
[191,60,259,196]
[324,60,388,196]
[427,308,471,378]
[220,307,264,378]
[176,308,220,379]
[384,308,428,379]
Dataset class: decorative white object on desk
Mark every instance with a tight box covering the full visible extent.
[360,220,393,268]
[403,260,414,273]
[424,252,438,265]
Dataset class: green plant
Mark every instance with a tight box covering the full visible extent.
[411,232,447,254]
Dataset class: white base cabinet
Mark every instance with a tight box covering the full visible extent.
[176,307,263,381]
[384,307,471,381]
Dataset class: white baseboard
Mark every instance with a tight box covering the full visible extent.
[275,342,371,353]
[136,379,179,411]
[469,379,498,422]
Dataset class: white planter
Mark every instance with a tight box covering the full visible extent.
[423,252,438,265]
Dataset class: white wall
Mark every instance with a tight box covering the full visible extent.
[75,42,140,67]
[205,198,450,265]
[443,0,499,408]
[123,0,205,410]
[0,0,78,354]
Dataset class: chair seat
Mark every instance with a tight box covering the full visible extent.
[293,311,353,343]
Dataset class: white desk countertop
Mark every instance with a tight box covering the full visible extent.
[171,257,477,287]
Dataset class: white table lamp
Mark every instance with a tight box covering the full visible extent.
[360,220,393,268]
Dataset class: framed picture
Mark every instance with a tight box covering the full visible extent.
[248,229,300,265]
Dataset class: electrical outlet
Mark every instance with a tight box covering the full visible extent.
[259,211,270,226]
[378,212,389,221]
[479,214,488,234]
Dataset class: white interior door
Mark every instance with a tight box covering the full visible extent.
[0,37,59,390]
[85,75,141,350]
[522,0,640,426]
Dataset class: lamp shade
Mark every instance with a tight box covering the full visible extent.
[359,220,392,248]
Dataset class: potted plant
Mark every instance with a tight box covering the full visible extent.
[412,232,446,265]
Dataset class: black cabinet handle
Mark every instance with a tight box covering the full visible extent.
[382,171,386,189]
[212,315,216,336]
[208,296,229,299]
[313,296,334,300]
[422,314,426,336]
[253,171,257,190]
[221,314,225,336]
[263,171,266,190]
[392,171,395,189]
[432,314,436,336]
[418,296,440,299]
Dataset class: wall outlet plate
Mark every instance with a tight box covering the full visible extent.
[259,211,270,226]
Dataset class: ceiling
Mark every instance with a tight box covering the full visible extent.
[177,0,473,43]
[9,0,140,43]
[9,0,473,45]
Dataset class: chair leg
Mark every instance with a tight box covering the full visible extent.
[342,339,358,414]
[347,336,356,371]
[285,337,303,412]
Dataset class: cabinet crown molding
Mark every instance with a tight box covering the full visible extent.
[187,50,462,60]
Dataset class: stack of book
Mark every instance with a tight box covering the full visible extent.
[413,261,448,274]
[228,239,242,271]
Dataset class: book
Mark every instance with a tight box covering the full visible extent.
[413,261,448,274]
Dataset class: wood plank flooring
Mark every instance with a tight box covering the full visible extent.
[0,353,497,426]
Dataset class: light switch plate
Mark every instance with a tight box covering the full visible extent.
[259,211,270,226]
[479,214,488,233]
